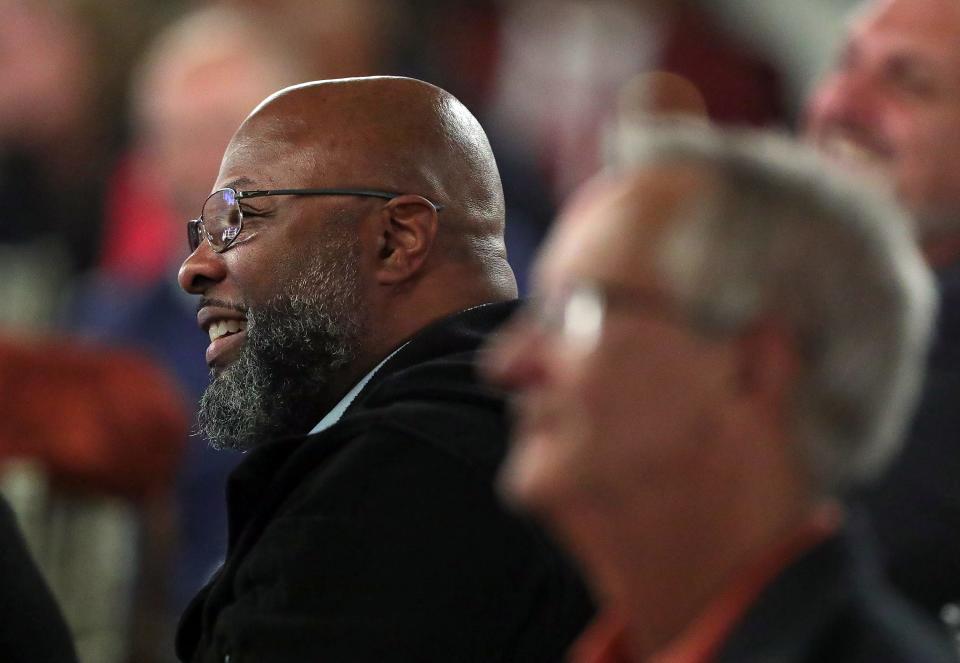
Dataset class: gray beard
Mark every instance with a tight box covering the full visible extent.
[198,234,366,451]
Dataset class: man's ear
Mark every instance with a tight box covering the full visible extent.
[732,317,801,414]
[374,194,440,285]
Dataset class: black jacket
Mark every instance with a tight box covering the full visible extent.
[0,494,77,663]
[717,520,958,663]
[176,301,593,662]
[862,261,960,613]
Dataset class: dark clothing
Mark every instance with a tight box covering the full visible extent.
[717,521,957,663]
[0,494,78,663]
[176,301,593,662]
[862,261,960,613]
[0,151,106,275]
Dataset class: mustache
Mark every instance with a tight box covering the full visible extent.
[197,297,248,316]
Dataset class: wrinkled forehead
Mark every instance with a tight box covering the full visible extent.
[215,109,362,190]
[535,164,713,292]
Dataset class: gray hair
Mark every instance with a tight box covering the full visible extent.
[607,121,936,494]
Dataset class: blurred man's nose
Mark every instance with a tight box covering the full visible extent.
[807,69,879,135]
[482,315,550,392]
[178,242,227,295]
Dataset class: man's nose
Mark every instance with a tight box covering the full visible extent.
[178,242,227,295]
[806,70,879,135]
[482,315,550,392]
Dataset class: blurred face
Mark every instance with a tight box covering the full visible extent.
[806,0,960,236]
[484,168,737,530]
[0,1,94,144]
[142,48,289,221]
[178,117,380,450]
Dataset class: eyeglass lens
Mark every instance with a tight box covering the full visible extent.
[528,283,605,352]
[189,189,243,252]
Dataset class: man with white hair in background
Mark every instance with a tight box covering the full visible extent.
[485,124,958,661]
[806,0,960,616]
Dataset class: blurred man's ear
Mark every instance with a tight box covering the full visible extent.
[373,195,440,285]
[733,317,802,413]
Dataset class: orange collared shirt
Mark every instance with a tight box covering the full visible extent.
[569,506,841,663]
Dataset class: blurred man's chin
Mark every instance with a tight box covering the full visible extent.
[498,431,571,513]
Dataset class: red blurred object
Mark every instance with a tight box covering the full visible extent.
[98,151,181,286]
[0,336,188,501]
[659,7,784,126]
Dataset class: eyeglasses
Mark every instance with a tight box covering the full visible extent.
[187,187,444,253]
[523,279,682,352]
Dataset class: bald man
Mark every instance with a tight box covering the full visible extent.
[175,77,591,662]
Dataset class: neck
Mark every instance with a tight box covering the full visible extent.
[630,503,824,658]
[374,270,513,354]
[599,467,821,658]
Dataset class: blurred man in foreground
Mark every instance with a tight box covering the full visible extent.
[0,492,77,663]
[806,0,960,614]
[175,76,591,662]
[486,124,956,661]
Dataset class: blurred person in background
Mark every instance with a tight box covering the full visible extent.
[483,0,785,292]
[0,0,173,314]
[485,124,955,662]
[0,331,189,663]
[0,3,192,660]
[489,0,784,199]
[97,5,304,287]
[806,0,960,616]
[221,0,397,81]
[71,4,306,636]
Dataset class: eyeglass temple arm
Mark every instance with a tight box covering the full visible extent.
[237,189,444,211]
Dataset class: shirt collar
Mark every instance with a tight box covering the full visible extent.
[308,343,407,436]
[570,504,842,663]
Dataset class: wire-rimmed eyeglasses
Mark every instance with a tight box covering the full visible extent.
[187,187,445,254]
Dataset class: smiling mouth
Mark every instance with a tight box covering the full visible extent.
[208,319,247,342]
[818,131,892,170]
[204,319,249,370]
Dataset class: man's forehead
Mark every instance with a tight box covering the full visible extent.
[850,0,960,56]
[234,107,315,153]
[217,88,394,188]
[215,130,303,189]
[243,80,392,144]
[536,164,712,289]
[216,119,359,191]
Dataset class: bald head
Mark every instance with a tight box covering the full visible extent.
[180,77,518,448]
[231,77,514,291]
